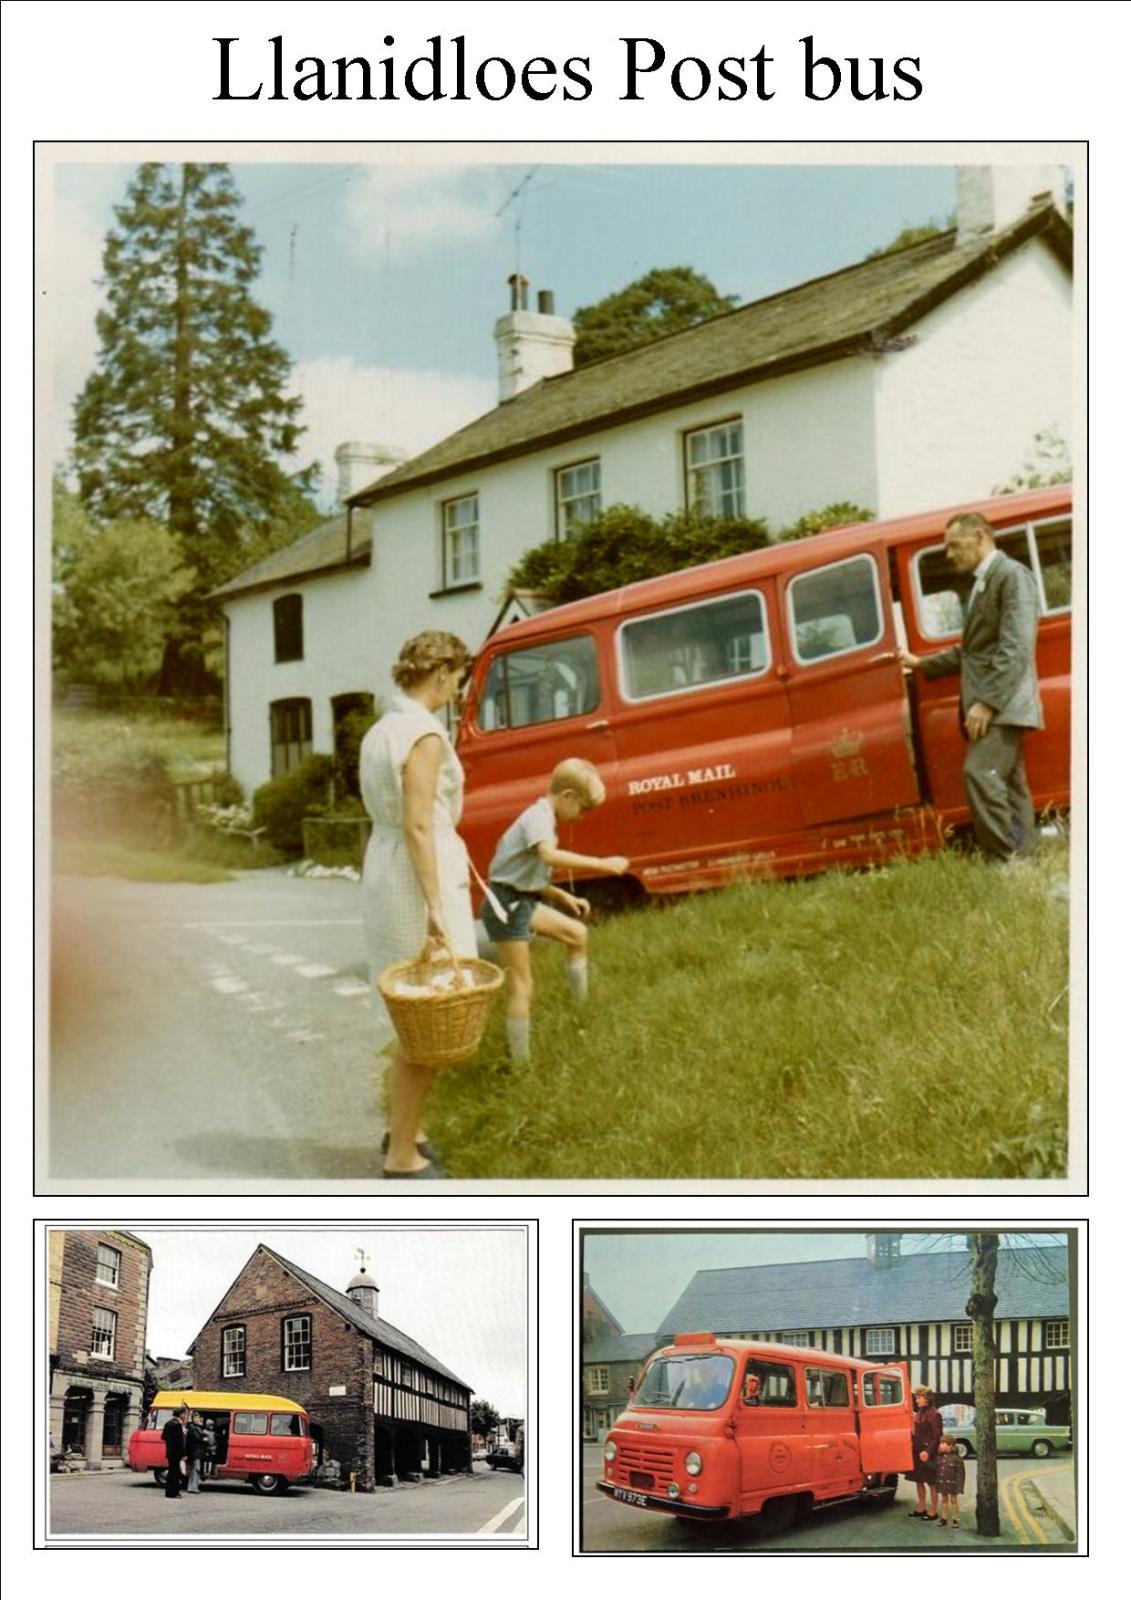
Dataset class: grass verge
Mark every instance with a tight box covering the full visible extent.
[52,839,233,883]
[427,845,1070,1181]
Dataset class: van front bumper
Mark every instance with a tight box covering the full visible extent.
[597,1479,729,1519]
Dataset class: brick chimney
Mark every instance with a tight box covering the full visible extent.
[334,441,406,507]
[346,1268,379,1321]
[866,1233,902,1269]
[955,164,1068,244]
[493,275,575,402]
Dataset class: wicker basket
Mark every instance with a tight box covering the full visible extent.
[377,936,504,1068]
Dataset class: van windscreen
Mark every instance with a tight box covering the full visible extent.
[632,1352,735,1411]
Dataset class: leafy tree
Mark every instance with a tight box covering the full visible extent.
[774,502,875,541]
[993,427,1072,494]
[572,266,738,366]
[866,214,955,259]
[470,1398,501,1440]
[506,504,771,604]
[73,162,322,691]
[52,478,194,685]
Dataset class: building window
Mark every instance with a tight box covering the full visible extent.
[1044,1320,1070,1349]
[283,1315,312,1371]
[865,1327,896,1356]
[273,593,304,663]
[778,1331,811,1347]
[91,1307,116,1360]
[952,1324,974,1353]
[95,1244,121,1288]
[442,493,480,587]
[556,459,601,539]
[586,1366,610,1396]
[685,419,744,518]
[269,697,312,778]
[222,1325,246,1378]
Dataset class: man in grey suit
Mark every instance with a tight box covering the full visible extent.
[900,511,1044,863]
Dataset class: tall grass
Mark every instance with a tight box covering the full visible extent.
[429,847,1070,1181]
[53,707,225,776]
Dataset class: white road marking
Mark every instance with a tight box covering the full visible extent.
[210,977,249,995]
[476,1495,525,1535]
[295,963,336,979]
[334,981,372,998]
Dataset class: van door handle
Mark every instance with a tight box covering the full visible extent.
[586,719,611,731]
[868,651,897,664]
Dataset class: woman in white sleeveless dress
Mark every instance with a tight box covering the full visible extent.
[360,631,476,1178]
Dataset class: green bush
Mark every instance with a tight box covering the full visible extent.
[252,754,335,856]
[53,742,181,845]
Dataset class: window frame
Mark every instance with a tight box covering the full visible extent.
[441,492,481,590]
[952,1323,974,1353]
[864,1326,896,1357]
[861,1369,905,1408]
[555,457,602,541]
[741,1357,798,1409]
[95,1243,121,1288]
[786,551,885,667]
[282,1314,313,1373]
[474,631,601,734]
[91,1305,117,1361]
[777,1331,811,1348]
[232,1411,269,1436]
[269,696,313,779]
[615,588,772,705]
[587,1365,610,1396]
[684,417,745,519]
[911,514,1073,640]
[221,1324,246,1379]
[805,1367,852,1408]
[272,592,304,664]
[1044,1319,1070,1349]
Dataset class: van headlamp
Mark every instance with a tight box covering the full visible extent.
[684,1449,703,1477]
[604,1439,617,1462]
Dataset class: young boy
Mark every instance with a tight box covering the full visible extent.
[935,1433,966,1529]
[479,757,629,1063]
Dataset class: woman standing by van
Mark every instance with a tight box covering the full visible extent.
[907,1385,943,1520]
[360,630,476,1179]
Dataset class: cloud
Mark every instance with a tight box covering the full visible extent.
[344,164,502,258]
[288,355,496,506]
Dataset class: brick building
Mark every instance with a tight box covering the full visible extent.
[49,1230,152,1468]
[189,1243,473,1490]
[581,1273,657,1443]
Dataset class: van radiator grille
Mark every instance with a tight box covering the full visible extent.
[613,1442,675,1485]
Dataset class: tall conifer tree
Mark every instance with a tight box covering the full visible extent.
[73,162,320,690]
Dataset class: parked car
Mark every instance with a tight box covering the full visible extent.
[948,1408,1071,1459]
[487,1448,523,1473]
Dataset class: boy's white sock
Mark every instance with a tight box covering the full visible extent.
[566,957,589,1003]
[506,1017,531,1063]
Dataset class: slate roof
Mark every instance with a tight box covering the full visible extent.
[583,1272,624,1335]
[210,507,375,601]
[656,1246,1069,1338]
[350,203,1070,507]
[583,1331,660,1366]
[223,1245,472,1391]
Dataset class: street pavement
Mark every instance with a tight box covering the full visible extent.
[49,870,391,1186]
[580,1444,1076,1551]
[49,1461,526,1539]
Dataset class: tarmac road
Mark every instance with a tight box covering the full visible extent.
[49,870,388,1187]
[580,1444,1076,1551]
[49,1462,526,1540]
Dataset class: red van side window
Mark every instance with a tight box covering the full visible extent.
[477,635,599,732]
[742,1359,797,1407]
[233,1411,268,1434]
[862,1372,904,1407]
[269,1413,303,1436]
[619,592,770,700]
[788,555,882,663]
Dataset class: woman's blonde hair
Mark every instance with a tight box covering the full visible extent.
[550,757,606,808]
[914,1385,936,1404]
[392,630,472,690]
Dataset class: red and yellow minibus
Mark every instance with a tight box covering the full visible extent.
[128,1391,314,1495]
[458,487,1071,892]
[596,1333,913,1532]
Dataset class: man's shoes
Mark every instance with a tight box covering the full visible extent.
[381,1159,449,1180]
[381,1132,440,1163]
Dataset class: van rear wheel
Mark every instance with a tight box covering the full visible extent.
[251,1474,289,1496]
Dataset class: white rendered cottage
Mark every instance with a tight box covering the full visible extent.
[214,166,1072,796]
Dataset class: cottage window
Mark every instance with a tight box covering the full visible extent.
[91,1307,116,1360]
[269,697,313,778]
[587,1366,610,1396]
[685,419,744,518]
[283,1315,312,1371]
[952,1324,974,1353]
[778,1331,810,1347]
[222,1325,246,1377]
[442,494,480,586]
[788,554,883,664]
[95,1244,121,1288]
[477,633,599,732]
[619,591,770,701]
[273,594,304,663]
[1044,1320,1070,1349]
[556,459,601,539]
[864,1327,896,1356]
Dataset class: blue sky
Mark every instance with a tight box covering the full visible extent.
[51,154,956,505]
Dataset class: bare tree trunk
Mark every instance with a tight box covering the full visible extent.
[967,1232,1000,1536]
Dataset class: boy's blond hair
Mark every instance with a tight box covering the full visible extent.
[550,757,605,808]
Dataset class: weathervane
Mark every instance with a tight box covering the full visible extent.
[355,1247,369,1274]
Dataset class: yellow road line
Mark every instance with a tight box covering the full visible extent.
[1002,1462,1073,1544]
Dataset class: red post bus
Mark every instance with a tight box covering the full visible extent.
[596,1333,913,1534]
[128,1391,314,1496]
[458,487,1071,893]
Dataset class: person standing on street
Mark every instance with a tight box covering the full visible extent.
[161,1405,188,1500]
[185,1410,207,1493]
[900,511,1044,863]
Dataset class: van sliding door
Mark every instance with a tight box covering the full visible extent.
[781,550,921,830]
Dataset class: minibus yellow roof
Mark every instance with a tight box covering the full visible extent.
[151,1390,306,1413]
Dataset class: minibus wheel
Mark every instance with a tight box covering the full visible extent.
[251,1473,289,1495]
[153,1469,168,1487]
[756,1495,798,1536]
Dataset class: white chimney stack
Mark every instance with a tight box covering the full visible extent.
[494,274,575,403]
[335,441,406,506]
[955,165,1068,244]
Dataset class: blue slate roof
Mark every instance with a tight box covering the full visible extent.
[657,1247,1069,1337]
[583,1331,660,1365]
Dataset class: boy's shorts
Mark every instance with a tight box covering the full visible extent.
[481,881,540,943]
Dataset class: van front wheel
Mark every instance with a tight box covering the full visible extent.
[251,1474,289,1496]
[757,1495,798,1536]
[153,1469,168,1487]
